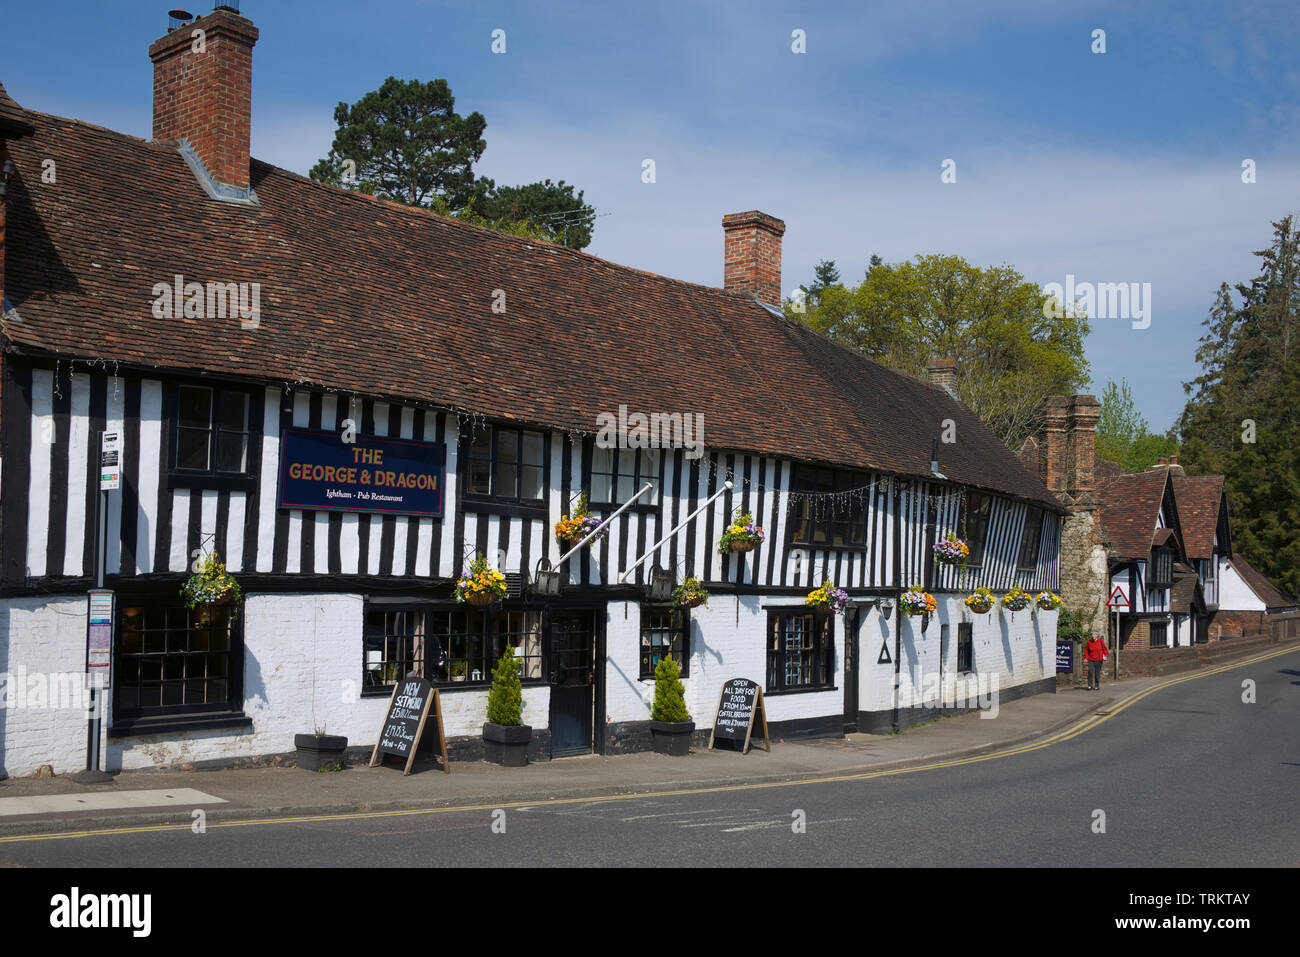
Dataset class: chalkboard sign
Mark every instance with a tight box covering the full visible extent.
[708,677,770,754]
[368,673,449,775]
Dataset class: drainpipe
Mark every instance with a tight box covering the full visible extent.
[891,480,903,732]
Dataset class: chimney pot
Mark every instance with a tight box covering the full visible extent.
[722,210,785,306]
[925,358,958,395]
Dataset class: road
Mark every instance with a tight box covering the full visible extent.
[2,651,1297,867]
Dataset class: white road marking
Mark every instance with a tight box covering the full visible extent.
[0,789,228,817]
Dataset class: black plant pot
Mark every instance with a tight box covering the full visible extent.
[650,720,695,756]
[483,723,532,767]
[294,733,348,771]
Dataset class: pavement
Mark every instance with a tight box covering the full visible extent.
[1,642,1293,838]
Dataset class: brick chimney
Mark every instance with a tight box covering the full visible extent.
[1066,394,1100,496]
[1168,454,1184,477]
[723,211,785,306]
[150,7,258,194]
[925,358,958,395]
[1040,395,1069,493]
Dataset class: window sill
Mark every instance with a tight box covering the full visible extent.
[109,711,252,739]
[764,685,837,697]
[168,472,258,492]
[461,497,546,519]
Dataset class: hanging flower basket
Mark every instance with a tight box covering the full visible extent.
[554,492,607,549]
[456,552,507,606]
[963,586,994,615]
[1035,591,1063,611]
[898,586,936,617]
[180,551,243,620]
[671,577,709,609]
[1002,587,1032,612]
[932,534,969,567]
[718,510,765,555]
[806,580,849,614]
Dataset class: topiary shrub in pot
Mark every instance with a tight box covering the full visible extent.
[649,655,694,756]
[483,646,531,767]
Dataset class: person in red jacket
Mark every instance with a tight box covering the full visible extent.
[1084,632,1109,690]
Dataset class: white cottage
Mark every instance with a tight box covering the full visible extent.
[0,8,1064,776]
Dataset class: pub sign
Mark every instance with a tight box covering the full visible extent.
[278,428,445,517]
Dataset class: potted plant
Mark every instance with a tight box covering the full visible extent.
[671,577,709,609]
[932,534,969,567]
[964,586,995,615]
[898,585,936,617]
[1002,587,1032,613]
[181,551,243,620]
[455,552,507,607]
[483,646,531,767]
[717,509,765,554]
[649,655,694,756]
[554,493,607,550]
[806,580,849,614]
[295,723,348,772]
[1035,591,1063,612]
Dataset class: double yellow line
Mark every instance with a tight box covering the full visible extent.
[3,644,1294,846]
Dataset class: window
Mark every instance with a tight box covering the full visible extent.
[766,610,833,692]
[363,608,427,690]
[789,467,866,547]
[467,426,544,501]
[176,385,250,474]
[1017,507,1044,571]
[494,610,543,681]
[956,622,974,673]
[1149,621,1169,649]
[961,491,992,566]
[115,601,241,719]
[1150,547,1173,587]
[362,605,542,693]
[639,606,689,679]
[592,446,660,505]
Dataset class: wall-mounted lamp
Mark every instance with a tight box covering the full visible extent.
[879,598,895,621]
[647,566,673,603]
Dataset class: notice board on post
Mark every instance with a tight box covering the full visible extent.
[369,673,449,775]
[708,677,770,754]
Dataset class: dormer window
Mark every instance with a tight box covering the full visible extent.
[1150,546,1173,587]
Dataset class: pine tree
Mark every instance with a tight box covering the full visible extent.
[486,646,523,726]
[650,655,689,723]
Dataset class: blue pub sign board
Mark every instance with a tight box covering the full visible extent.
[278,428,445,517]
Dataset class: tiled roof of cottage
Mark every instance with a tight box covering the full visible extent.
[0,81,34,136]
[1170,561,1204,612]
[1170,474,1225,560]
[1230,555,1295,609]
[0,109,1062,510]
[1096,468,1170,558]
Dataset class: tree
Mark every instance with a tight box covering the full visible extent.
[800,259,841,307]
[309,76,487,208]
[486,646,523,726]
[790,253,1091,449]
[474,179,595,250]
[650,655,689,723]
[1095,379,1179,471]
[1178,214,1300,596]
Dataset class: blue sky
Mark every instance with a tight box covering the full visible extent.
[5,0,1299,433]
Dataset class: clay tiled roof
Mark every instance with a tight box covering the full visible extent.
[0,81,34,136]
[1230,555,1295,610]
[1170,561,1204,613]
[0,110,1062,509]
[1171,474,1225,559]
[1096,468,1170,558]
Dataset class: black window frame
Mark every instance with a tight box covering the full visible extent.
[590,444,661,508]
[362,603,545,696]
[787,466,867,548]
[1149,621,1169,649]
[961,491,993,567]
[463,424,546,507]
[172,384,253,478]
[766,608,834,693]
[638,604,690,680]
[113,597,246,724]
[1016,507,1044,572]
[956,621,974,673]
[1149,546,1173,587]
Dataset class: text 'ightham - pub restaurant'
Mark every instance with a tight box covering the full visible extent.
[0,5,1068,776]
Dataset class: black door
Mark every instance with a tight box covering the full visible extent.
[549,611,596,756]
[843,611,859,733]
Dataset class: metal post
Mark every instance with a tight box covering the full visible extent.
[556,482,654,566]
[619,481,733,584]
[73,487,112,783]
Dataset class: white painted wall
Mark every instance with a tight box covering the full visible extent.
[1219,559,1266,611]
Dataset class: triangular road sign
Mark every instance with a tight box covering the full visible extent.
[1107,585,1129,608]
